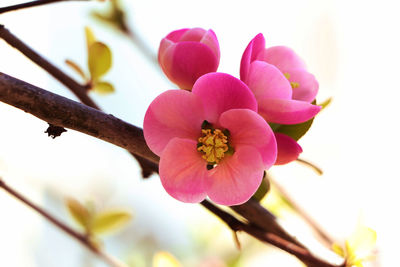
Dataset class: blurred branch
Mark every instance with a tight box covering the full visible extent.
[0,24,157,178]
[0,0,90,14]
[92,0,158,65]
[0,72,343,267]
[268,174,335,247]
[0,178,128,267]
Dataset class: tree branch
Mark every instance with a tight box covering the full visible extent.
[201,201,344,267]
[0,24,157,177]
[0,0,90,14]
[0,177,128,267]
[0,72,340,266]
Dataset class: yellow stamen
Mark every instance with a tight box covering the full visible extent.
[197,129,229,164]
[283,72,300,89]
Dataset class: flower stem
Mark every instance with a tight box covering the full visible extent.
[0,177,128,267]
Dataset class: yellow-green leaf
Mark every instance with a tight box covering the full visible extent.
[91,209,132,234]
[65,59,87,80]
[152,251,181,267]
[93,81,115,95]
[85,26,96,51]
[319,97,332,110]
[332,243,345,257]
[88,42,112,80]
[66,198,90,229]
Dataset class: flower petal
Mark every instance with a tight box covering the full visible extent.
[257,46,307,71]
[284,68,319,102]
[143,90,204,155]
[258,98,321,124]
[179,27,206,42]
[206,146,264,206]
[160,42,219,90]
[200,29,220,63]
[192,72,257,124]
[159,138,209,203]
[164,28,190,42]
[274,133,303,165]
[247,61,293,100]
[240,33,266,82]
[219,109,277,168]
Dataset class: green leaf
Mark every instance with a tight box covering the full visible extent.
[93,81,115,95]
[88,42,112,80]
[85,26,96,51]
[271,100,317,141]
[91,209,132,235]
[252,172,270,202]
[66,198,90,229]
[319,97,332,110]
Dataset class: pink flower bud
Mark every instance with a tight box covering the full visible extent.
[158,28,220,90]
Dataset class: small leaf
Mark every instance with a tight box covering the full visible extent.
[332,243,345,257]
[252,172,270,202]
[91,209,132,234]
[88,42,112,80]
[85,26,96,51]
[66,198,90,229]
[65,59,87,80]
[93,81,115,95]
[319,97,332,110]
[152,251,181,267]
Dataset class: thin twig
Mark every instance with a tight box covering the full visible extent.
[0,0,90,14]
[0,178,128,267]
[296,158,324,175]
[268,174,335,247]
[0,73,341,267]
[0,24,157,177]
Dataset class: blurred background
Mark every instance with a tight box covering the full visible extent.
[0,0,399,266]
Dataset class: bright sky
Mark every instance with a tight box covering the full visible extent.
[1,0,400,266]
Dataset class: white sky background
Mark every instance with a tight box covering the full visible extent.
[0,0,400,266]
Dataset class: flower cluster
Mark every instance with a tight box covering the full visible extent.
[144,28,321,205]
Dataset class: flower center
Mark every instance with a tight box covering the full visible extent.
[197,128,229,164]
[284,72,300,89]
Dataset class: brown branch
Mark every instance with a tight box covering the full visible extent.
[201,201,344,267]
[0,178,128,267]
[0,24,157,178]
[0,72,159,164]
[0,0,90,14]
[0,72,340,266]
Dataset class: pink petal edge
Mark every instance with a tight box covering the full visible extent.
[274,133,303,165]
[240,33,266,82]
[143,90,204,155]
[257,46,307,72]
[247,61,293,100]
[192,72,258,124]
[219,109,277,168]
[159,138,209,203]
[206,145,264,206]
[257,98,321,124]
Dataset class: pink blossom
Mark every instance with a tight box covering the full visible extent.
[144,73,277,205]
[240,34,321,165]
[158,28,220,90]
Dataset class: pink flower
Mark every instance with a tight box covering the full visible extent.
[158,28,220,90]
[144,73,277,205]
[240,34,321,165]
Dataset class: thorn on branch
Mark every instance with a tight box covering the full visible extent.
[45,123,67,138]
